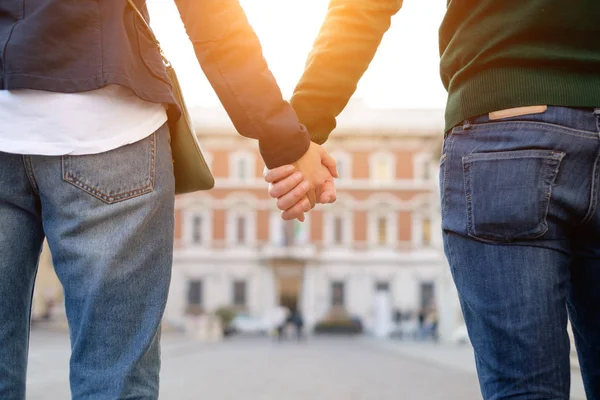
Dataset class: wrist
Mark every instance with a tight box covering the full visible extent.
[259,124,311,169]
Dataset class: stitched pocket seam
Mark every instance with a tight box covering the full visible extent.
[462,150,565,243]
[62,134,156,204]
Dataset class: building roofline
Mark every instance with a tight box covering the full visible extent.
[191,105,445,137]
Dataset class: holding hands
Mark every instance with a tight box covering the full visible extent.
[264,142,338,222]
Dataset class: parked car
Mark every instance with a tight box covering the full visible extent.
[314,316,363,335]
[228,314,269,335]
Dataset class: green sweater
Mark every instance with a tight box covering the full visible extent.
[440,0,600,132]
[292,0,600,142]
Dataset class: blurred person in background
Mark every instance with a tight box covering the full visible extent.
[266,0,600,398]
[428,309,439,343]
[274,305,290,341]
[417,309,427,340]
[288,308,305,342]
[0,0,337,398]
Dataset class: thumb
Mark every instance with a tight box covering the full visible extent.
[318,147,339,178]
[319,179,337,204]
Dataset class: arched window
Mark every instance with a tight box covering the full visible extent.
[225,196,257,247]
[229,151,256,182]
[414,152,433,181]
[324,200,354,247]
[184,200,213,248]
[367,199,397,248]
[369,152,395,183]
[331,151,352,181]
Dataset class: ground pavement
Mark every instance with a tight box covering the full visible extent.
[26,330,585,399]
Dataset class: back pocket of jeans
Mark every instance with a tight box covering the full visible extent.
[462,149,564,242]
[62,134,156,204]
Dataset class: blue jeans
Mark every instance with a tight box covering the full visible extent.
[441,106,600,399]
[0,124,175,399]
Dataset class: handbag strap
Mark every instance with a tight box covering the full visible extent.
[127,0,171,67]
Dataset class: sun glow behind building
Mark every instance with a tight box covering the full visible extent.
[146,0,448,111]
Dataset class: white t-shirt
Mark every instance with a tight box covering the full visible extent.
[0,85,168,156]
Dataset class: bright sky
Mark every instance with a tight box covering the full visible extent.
[147,0,448,109]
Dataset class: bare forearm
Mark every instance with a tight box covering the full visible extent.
[291,0,402,144]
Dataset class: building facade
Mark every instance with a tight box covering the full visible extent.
[166,106,463,338]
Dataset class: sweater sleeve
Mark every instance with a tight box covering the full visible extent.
[174,0,310,168]
[290,0,402,144]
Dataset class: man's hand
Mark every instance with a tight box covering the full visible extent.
[291,142,338,207]
[264,142,338,221]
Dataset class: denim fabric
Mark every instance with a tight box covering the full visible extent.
[440,106,600,399]
[0,124,174,399]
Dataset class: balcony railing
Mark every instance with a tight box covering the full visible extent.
[177,239,437,253]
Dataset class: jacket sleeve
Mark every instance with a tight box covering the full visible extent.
[173,0,310,169]
[290,0,402,144]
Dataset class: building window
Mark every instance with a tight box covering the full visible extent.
[236,216,247,245]
[332,152,352,181]
[414,153,433,181]
[337,158,345,180]
[333,216,344,245]
[237,158,249,180]
[420,282,435,309]
[187,280,203,306]
[422,218,432,246]
[377,217,387,245]
[376,281,390,292]
[375,159,391,181]
[186,209,212,247]
[283,221,295,246]
[233,280,247,307]
[283,220,308,246]
[370,153,394,183]
[331,281,345,307]
[272,214,309,246]
[368,207,396,247]
[192,216,203,244]
[230,152,255,182]
[325,209,352,247]
[422,163,431,181]
[227,208,256,247]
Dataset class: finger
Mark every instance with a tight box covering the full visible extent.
[282,198,311,221]
[326,180,337,203]
[277,181,310,211]
[290,196,312,212]
[319,180,337,204]
[264,165,296,183]
[282,209,304,222]
[281,199,310,221]
[313,166,332,203]
[302,195,312,211]
[318,148,339,178]
[268,172,304,199]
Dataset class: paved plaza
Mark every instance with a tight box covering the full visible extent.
[27,330,586,399]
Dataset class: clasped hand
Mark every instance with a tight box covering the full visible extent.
[264,142,338,222]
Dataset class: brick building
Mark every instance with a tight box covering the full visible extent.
[165,105,462,337]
